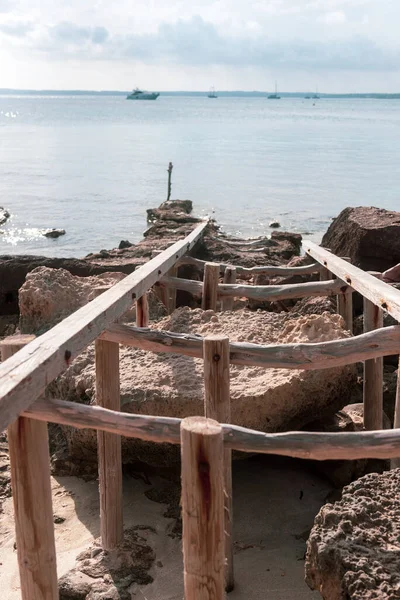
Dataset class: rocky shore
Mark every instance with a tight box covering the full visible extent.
[1,201,400,599]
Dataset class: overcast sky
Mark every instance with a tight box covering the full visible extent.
[1,0,399,91]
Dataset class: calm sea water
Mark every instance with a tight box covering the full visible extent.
[0,95,399,258]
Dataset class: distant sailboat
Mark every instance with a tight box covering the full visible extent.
[313,86,320,99]
[208,87,218,98]
[268,81,281,99]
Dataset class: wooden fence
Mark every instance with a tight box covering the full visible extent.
[1,225,400,599]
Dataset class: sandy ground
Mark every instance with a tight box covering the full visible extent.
[0,455,330,599]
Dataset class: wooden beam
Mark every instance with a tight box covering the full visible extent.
[203,336,234,592]
[363,299,384,430]
[181,417,225,600]
[221,267,236,311]
[178,255,322,276]
[305,239,400,322]
[99,322,400,370]
[162,275,345,302]
[202,263,220,311]
[166,265,178,313]
[0,221,208,431]
[23,396,400,461]
[96,339,123,549]
[1,336,58,600]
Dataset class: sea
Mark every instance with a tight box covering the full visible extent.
[0,94,399,258]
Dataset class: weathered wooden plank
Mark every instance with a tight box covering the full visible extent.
[202,263,220,311]
[363,299,384,430]
[136,294,149,327]
[178,255,322,276]
[305,240,400,322]
[181,417,225,600]
[221,267,236,311]
[24,397,400,460]
[100,322,400,370]
[203,337,234,592]
[0,221,208,431]
[338,288,353,333]
[390,357,400,469]
[161,275,345,302]
[1,336,58,600]
[96,339,123,549]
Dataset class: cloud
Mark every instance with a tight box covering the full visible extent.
[49,21,109,45]
[0,0,14,13]
[2,14,399,73]
[0,21,34,37]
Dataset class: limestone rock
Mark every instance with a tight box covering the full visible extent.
[59,527,154,600]
[53,307,357,467]
[322,206,400,271]
[306,469,400,599]
[18,267,166,334]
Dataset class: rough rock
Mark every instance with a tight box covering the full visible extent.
[269,220,281,228]
[0,255,137,316]
[59,527,155,600]
[289,296,337,317]
[322,206,400,271]
[44,228,66,238]
[52,307,357,467]
[118,240,133,250]
[0,207,10,226]
[18,267,166,334]
[306,403,390,487]
[305,469,400,599]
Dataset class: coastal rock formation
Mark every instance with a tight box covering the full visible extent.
[18,267,166,334]
[0,207,10,226]
[43,228,66,238]
[322,206,400,271]
[305,469,400,599]
[52,307,357,467]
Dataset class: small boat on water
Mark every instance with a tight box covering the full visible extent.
[208,87,218,98]
[268,81,281,100]
[126,88,160,100]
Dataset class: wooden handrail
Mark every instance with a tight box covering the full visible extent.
[178,255,322,276]
[23,397,400,460]
[160,275,346,301]
[0,222,208,431]
[100,322,400,369]
[305,240,400,321]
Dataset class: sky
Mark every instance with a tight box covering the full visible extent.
[1,0,400,92]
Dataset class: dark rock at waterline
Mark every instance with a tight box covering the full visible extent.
[269,220,281,228]
[44,228,66,238]
[118,240,134,250]
[0,207,10,226]
[322,206,400,271]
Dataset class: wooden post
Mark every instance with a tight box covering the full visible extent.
[203,336,234,592]
[95,339,123,549]
[181,417,225,600]
[167,162,173,201]
[338,288,353,333]
[391,357,400,469]
[1,335,58,600]
[363,299,384,430]
[167,265,178,314]
[136,293,149,327]
[202,262,220,311]
[221,267,236,311]
[319,267,331,281]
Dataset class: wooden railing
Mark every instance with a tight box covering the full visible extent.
[1,228,400,599]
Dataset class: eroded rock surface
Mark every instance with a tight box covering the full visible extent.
[306,469,400,599]
[19,266,166,334]
[52,307,357,466]
[322,206,400,272]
